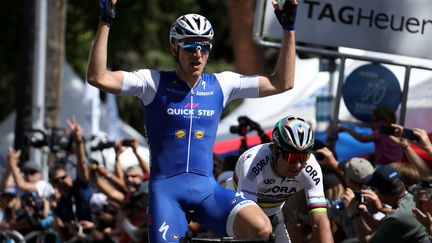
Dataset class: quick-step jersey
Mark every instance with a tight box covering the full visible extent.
[120,70,259,178]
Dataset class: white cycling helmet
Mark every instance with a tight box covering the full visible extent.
[169,14,214,42]
[272,116,315,152]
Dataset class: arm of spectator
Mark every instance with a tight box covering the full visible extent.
[412,207,432,237]
[309,210,334,243]
[66,116,89,182]
[97,165,127,194]
[338,126,375,143]
[1,155,17,190]
[129,138,150,178]
[114,143,126,183]
[348,201,374,243]
[414,128,432,157]
[389,124,432,177]
[315,147,345,181]
[7,147,38,192]
[93,170,125,203]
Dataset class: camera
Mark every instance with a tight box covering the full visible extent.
[229,116,262,137]
[24,128,73,152]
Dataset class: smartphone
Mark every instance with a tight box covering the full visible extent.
[380,125,396,136]
[354,192,365,204]
[402,128,420,142]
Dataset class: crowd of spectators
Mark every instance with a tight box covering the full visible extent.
[1,112,432,243]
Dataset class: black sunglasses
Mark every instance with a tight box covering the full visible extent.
[52,175,68,184]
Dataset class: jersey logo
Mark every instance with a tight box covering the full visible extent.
[194,130,204,139]
[175,130,186,139]
[185,103,199,109]
[304,164,321,186]
[159,222,170,241]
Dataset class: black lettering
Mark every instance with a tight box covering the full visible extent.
[304,0,320,19]
[279,187,289,193]
[406,17,420,33]
[374,13,388,29]
[288,187,297,193]
[390,15,404,32]
[357,8,373,27]
[272,187,280,193]
[310,169,318,180]
[313,177,321,186]
[339,6,354,24]
[319,3,336,22]
[305,165,313,173]
[252,167,259,175]
[422,19,432,34]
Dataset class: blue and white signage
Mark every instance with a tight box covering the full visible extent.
[342,64,401,122]
[256,0,432,59]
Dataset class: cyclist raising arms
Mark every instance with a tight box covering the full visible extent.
[226,116,334,243]
[87,0,298,242]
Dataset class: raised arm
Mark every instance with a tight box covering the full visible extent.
[258,0,297,97]
[86,0,123,94]
[66,117,89,182]
[128,139,150,178]
[7,148,38,192]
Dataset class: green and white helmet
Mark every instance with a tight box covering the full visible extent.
[272,116,315,152]
[169,14,214,42]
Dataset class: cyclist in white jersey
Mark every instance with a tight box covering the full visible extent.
[226,116,334,243]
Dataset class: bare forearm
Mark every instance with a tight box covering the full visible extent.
[404,146,432,176]
[273,31,295,90]
[311,220,334,243]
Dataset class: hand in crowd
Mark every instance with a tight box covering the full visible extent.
[66,116,83,141]
[360,188,383,212]
[315,147,338,168]
[7,147,21,168]
[413,128,432,152]
[412,207,432,236]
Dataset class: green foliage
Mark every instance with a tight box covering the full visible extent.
[1,0,243,134]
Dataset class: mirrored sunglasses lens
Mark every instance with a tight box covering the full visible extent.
[180,42,210,52]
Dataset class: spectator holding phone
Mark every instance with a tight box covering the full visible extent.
[338,107,402,165]
[388,124,432,177]
[349,165,427,243]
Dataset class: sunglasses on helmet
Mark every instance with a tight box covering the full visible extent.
[280,151,310,165]
[178,41,212,53]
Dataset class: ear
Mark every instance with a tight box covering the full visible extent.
[170,42,178,58]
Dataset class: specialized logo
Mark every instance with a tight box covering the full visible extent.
[194,130,204,139]
[229,198,238,205]
[171,234,180,240]
[175,130,186,139]
[159,222,170,241]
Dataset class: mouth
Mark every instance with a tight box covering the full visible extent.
[191,61,201,69]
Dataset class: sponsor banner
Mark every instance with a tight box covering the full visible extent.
[258,0,432,59]
[342,64,401,122]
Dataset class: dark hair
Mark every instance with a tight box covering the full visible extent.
[48,164,67,182]
[372,107,396,124]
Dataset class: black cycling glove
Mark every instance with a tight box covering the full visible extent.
[274,1,297,31]
[100,0,116,25]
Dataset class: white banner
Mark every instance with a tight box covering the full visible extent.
[258,0,432,59]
